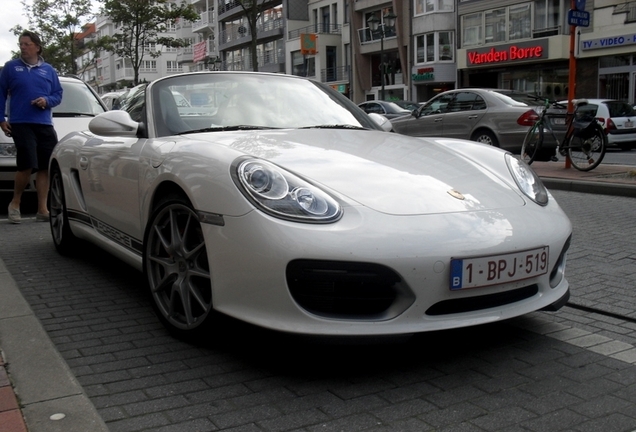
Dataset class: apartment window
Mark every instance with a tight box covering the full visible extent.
[461,3,531,46]
[415,0,453,15]
[509,4,531,40]
[144,43,157,53]
[485,9,506,43]
[292,51,315,77]
[416,31,454,63]
[140,60,157,72]
[166,60,181,72]
[462,13,482,47]
[534,0,560,31]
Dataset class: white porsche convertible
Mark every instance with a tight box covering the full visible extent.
[49,71,572,338]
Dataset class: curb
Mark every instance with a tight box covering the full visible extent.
[541,177,636,198]
[0,259,109,432]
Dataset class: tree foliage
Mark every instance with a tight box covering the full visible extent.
[13,0,95,74]
[98,0,199,85]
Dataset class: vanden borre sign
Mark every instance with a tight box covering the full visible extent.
[466,40,549,67]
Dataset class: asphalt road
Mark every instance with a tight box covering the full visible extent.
[1,189,636,432]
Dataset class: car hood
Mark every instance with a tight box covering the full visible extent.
[184,129,526,215]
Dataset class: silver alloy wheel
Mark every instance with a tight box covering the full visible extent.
[48,166,78,253]
[473,130,498,147]
[145,202,212,330]
[49,170,65,245]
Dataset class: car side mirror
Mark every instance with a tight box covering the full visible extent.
[89,110,139,137]
[367,113,393,132]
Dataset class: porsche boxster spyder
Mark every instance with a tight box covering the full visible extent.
[48,72,572,338]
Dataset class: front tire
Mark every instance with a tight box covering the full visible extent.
[568,123,606,171]
[49,165,78,255]
[520,123,543,165]
[143,196,214,337]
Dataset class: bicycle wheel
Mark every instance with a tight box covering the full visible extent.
[567,123,606,171]
[520,122,543,164]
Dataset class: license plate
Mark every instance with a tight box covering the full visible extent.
[552,117,566,125]
[450,247,549,290]
[625,120,634,128]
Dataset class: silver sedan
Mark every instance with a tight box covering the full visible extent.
[391,88,542,153]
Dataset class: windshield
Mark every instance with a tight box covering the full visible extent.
[150,72,379,137]
[53,80,107,116]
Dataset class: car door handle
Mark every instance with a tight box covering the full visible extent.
[434,118,443,123]
[467,115,478,120]
[79,156,88,170]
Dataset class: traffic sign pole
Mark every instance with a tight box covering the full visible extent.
[565,0,577,169]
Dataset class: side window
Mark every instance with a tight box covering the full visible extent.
[366,103,384,114]
[472,95,487,110]
[446,92,486,112]
[420,93,454,116]
[446,92,477,112]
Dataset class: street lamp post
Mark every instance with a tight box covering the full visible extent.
[367,12,397,101]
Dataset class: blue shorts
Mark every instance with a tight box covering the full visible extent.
[11,123,58,172]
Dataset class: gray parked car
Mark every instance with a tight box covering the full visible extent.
[358,100,412,119]
[391,88,548,155]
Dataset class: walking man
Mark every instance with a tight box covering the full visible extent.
[0,30,63,223]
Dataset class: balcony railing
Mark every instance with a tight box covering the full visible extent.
[321,65,350,82]
[358,26,397,44]
[115,67,134,81]
[193,10,215,32]
[288,23,342,39]
[532,26,561,38]
[219,18,284,45]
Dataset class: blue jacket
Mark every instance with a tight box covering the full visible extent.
[0,57,63,125]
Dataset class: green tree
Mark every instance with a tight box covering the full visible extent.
[13,0,95,74]
[98,0,199,85]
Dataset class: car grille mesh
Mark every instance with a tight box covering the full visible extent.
[286,260,401,318]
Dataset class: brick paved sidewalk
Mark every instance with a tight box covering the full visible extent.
[0,353,28,432]
[0,163,634,432]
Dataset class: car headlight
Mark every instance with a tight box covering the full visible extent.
[233,158,342,223]
[0,142,17,157]
[505,153,548,206]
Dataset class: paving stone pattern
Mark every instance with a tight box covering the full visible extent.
[0,190,635,432]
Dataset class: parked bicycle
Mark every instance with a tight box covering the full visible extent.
[521,97,608,171]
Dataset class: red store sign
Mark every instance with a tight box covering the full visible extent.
[466,40,549,67]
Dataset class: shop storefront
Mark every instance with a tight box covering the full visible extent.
[458,39,573,98]
[581,33,636,103]
[411,63,456,102]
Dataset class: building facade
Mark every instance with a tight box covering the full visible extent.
[83,0,636,105]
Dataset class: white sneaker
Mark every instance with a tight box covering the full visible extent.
[7,205,21,224]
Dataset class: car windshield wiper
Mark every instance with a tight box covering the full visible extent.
[300,124,366,130]
[180,125,279,134]
[53,112,98,117]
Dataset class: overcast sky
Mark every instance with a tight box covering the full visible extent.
[0,0,100,67]
[0,0,30,64]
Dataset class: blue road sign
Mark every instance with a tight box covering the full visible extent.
[568,9,590,27]
[576,0,586,10]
